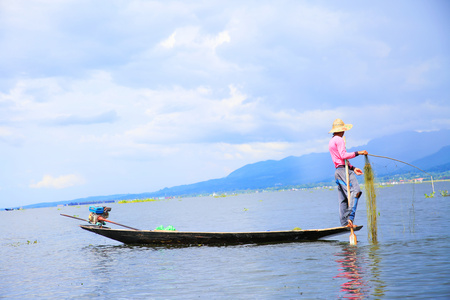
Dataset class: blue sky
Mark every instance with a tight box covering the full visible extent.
[1,0,449,208]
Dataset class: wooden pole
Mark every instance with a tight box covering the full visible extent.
[343,137,352,202]
[97,216,140,231]
[61,213,140,231]
[344,137,357,245]
[60,214,89,222]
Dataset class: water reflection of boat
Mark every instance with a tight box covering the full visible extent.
[334,245,369,298]
[334,243,386,299]
[80,224,362,245]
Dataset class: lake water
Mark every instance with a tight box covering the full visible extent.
[1,182,450,299]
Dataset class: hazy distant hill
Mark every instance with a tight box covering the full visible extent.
[10,129,450,210]
[399,145,450,174]
[148,129,450,196]
[360,130,450,163]
[410,145,450,169]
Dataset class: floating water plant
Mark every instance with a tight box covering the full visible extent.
[10,240,38,247]
[118,198,159,204]
[424,192,435,198]
[364,156,378,244]
[439,190,449,197]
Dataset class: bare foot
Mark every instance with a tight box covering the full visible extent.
[346,220,357,228]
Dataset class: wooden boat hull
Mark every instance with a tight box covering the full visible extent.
[80,225,362,246]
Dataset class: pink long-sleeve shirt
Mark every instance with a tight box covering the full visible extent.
[329,135,357,169]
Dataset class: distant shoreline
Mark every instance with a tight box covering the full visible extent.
[2,179,449,211]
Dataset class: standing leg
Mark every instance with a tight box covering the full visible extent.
[336,168,351,226]
[336,168,362,226]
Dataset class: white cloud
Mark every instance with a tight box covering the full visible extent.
[160,32,176,49]
[122,84,258,144]
[0,126,24,146]
[0,127,13,137]
[207,30,231,49]
[403,58,441,90]
[30,174,86,189]
[2,69,448,156]
[45,110,119,126]
[158,27,230,52]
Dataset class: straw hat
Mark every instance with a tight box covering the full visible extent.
[329,119,353,133]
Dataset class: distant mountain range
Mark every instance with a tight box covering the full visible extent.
[7,129,450,210]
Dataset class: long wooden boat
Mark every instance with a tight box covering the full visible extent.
[80,224,363,246]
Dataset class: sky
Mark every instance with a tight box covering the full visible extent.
[1,0,449,208]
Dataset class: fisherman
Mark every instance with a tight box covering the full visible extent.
[328,119,368,228]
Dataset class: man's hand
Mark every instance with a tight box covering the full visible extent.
[358,150,368,156]
[354,168,363,175]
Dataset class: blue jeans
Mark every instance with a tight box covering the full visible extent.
[335,167,362,226]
